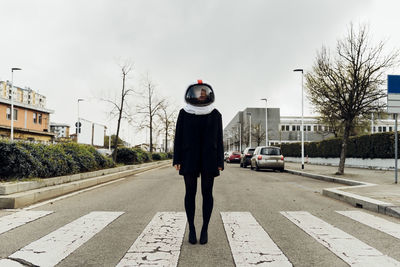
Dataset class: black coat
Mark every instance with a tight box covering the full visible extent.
[173,108,224,177]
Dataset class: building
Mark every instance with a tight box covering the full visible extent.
[50,123,70,138]
[0,81,55,142]
[223,107,335,151]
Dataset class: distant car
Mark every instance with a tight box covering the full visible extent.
[227,151,241,163]
[240,147,255,168]
[250,146,284,171]
[224,151,231,162]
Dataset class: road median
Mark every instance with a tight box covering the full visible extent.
[0,160,172,209]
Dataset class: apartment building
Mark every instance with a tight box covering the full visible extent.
[0,81,55,142]
[50,122,70,138]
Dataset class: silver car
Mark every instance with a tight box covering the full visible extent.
[250,146,284,171]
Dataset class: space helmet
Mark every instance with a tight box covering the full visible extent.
[184,80,215,106]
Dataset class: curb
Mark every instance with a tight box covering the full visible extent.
[0,160,172,209]
[285,169,400,219]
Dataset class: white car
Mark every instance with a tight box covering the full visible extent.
[250,146,284,171]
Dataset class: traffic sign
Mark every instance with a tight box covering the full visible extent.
[387,75,400,113]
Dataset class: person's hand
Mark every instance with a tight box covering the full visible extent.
[218,167,223,171]
[174,164,181,170]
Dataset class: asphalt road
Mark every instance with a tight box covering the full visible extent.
[1,162,400,266]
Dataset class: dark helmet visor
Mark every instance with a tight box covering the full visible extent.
[185,84,215,106]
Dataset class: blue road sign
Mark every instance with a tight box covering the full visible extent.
[388,75,400,93]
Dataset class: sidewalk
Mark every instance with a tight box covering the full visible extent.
[285,162,400,218]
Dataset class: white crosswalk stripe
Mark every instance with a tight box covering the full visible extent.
[281,211,400,267]
[0,211,124,267]
[116,212,187,267]
[337,210,400,240]
[0,210,53,235]
[1,209,400,266]
[221,211,292,267]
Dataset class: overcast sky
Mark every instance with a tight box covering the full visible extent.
[1,0,399,146]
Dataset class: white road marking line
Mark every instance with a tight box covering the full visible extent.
[23,178,126,210]
[2,211,124,267]
[337,210,400,240]
[0,210,53,235]
[116,212,186,267]
[220,211,292,267]
[281,211,400,267]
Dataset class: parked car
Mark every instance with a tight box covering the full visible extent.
[250,146,284,171]
[240,147,255,168]
[224,151,231,162]
[227,151,241,163]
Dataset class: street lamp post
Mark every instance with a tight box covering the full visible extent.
[237,122,242,152]
[261,98,268,146]
[10,67,22,141]
[77,99,84,143]
[294,68,304,169]
[247,112,252,147]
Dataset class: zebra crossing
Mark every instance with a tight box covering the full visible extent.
[1,209,400,266]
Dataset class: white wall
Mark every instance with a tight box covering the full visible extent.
[93,123,105,147]
[285,157,400,170]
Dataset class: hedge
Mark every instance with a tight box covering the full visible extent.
[0,140,172,181]
[281,132,398,159]
[115,147,170,165]
[0,140,114,181]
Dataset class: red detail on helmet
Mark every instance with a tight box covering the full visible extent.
[197,80,203,84]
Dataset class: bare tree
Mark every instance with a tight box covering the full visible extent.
[157,101,177,152]
[101,62,134,162]
[305,23,399,174]
[136,74,165,152]
[252,122,266,146]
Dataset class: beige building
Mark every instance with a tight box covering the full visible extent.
[0,81,55,142]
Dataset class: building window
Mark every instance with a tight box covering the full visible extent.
[313,125,317,132]
[281,125,285,131]
[292,125,296,131]
[373,127,376,133]
[285,125,289,131]
[389,126,393,132]
[38,114,42,124]
[378,126,382,132]
[7,108,18,120]
[296,125,300,131]
[307,125,311,132]
[383,126,387,132]
[6,107,11,120]
[33,113,37,123]
[318,125,322,131]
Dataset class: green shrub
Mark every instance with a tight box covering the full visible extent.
[60,142,98,172]
[116,147,138,165]
[151,153,161,160]
[87,146,114,168]
[0,141,41,179]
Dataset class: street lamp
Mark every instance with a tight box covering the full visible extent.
[247,112,252,147]
[77,99,84,143]
[261,98,268,146]
[237,122,242,152]
[293,68,304,169]
[10,67,22,141]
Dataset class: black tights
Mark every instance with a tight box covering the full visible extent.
[183,174,215,232]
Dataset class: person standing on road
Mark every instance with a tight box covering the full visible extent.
[173,80,224,245]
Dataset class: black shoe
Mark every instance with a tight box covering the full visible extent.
[188,228,197,244]
[199,228,208,244]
